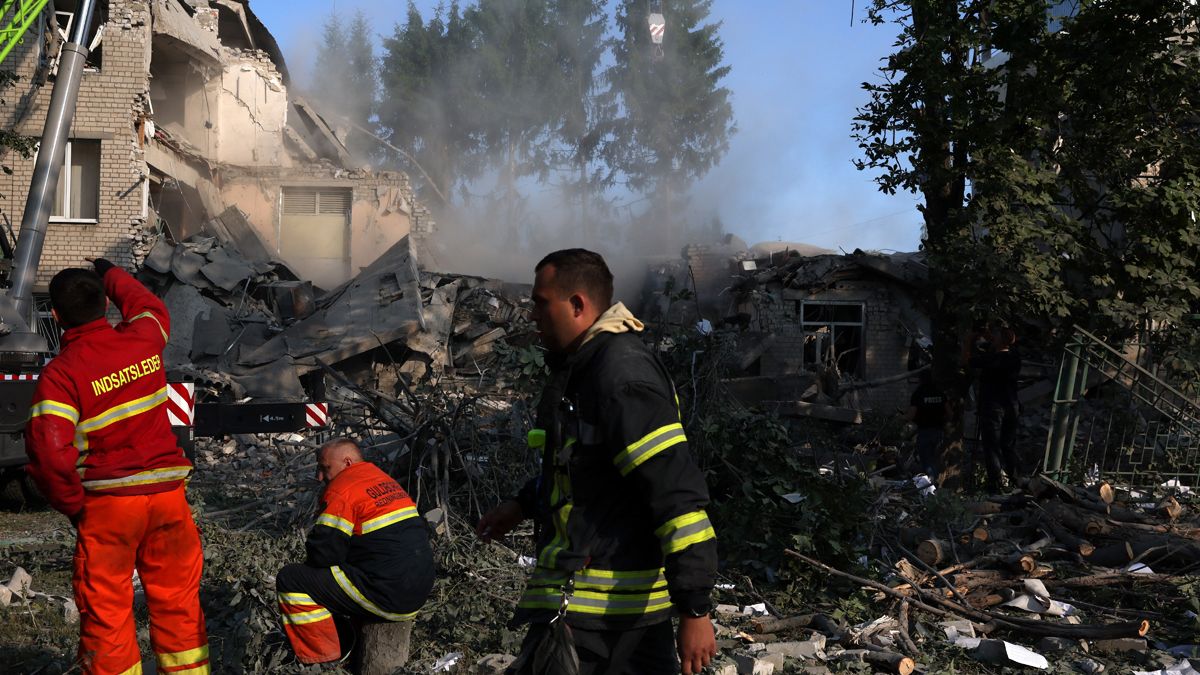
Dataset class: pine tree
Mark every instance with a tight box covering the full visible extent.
[379,1,483,210]
[548,0,611,246]
[606,0,735,253]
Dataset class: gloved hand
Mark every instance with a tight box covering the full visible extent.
[89,257,116,278]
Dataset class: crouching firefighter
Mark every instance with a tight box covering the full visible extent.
[25,259,209,675]
[476,249,719,675]
[276,438,435,665]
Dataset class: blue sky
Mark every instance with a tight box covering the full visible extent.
[254,1,924,253]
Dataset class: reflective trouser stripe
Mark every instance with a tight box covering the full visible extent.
[75,487,206,675]
[157,644,211,674]
[655,510,716,555]
[331,566,418,622]
[278,592,339,664]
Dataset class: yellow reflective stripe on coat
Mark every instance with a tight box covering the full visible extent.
[361,505,419,534]
[157,645,209,669]
[281,607,333,625]
[29,400,80,424]
[278,592,317,605]
[77,387,168,433]
[316,513,353,535]
[536,470,573,569]
[82,466,192,490]
[613,423,686,476]
[654,509,716,555]
[130,310,169,342]
[331,566,418,621]
[517,586,673,616]
[529,566,667,593]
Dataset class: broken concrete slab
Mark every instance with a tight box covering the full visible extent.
[170,246,210,287]
[732,651,776,675]
[239,236,425,373]
[200,246,256,292]
[150,0,223,64]
[764,638,825,660]
[202,206,277,271]
[144,238,176,274]
[228,357,306,401]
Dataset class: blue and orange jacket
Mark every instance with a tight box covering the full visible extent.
[306,461,434,615]
[25,267,191,519]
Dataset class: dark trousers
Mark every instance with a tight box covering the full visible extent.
[510,620,678,675]
[979,404,1019,490]
[914,428,944,482]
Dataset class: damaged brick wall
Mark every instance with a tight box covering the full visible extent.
[0,1,152,286]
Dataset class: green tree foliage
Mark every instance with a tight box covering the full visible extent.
[379,2,483,210]
[547,0,611,246]
[606,0,735,250]
[374,1,734,251]
[855,1,1200,476]
[466,0,564,239]
[311,11,378,160]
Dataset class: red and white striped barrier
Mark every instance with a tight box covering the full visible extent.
[167,382,195,427]
[305,403,329,428]
[0,373,39,381]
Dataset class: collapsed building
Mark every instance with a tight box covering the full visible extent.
[647,241,930,420]
[0,0,434,296]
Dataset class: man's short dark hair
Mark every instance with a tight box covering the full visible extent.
[49,268,106,328]
[536,249,614,308]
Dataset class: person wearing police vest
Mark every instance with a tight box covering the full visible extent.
[275,438,434,665]
[476,249,719,675]
[25,259,209,675]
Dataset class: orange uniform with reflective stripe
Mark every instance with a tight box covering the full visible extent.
[26,268,191,518]
[278,462,433,664]
[25,267,207,675]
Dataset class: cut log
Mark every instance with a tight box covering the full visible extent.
[357,620,413,675]
[752,613,817,634]
[1037,514,1097,557]
[899,527,935,548]
[831,649,915,675]
[1085,541,1134,568]
[1156,496,1183,521]
[917,539,951,567]
[1041,501,1109,537]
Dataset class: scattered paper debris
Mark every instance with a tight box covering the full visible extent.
[912,473,936,496]
[780,493,804,504]
[741,603,769,616]
[432,651,464,672]
[1128,562,1155,575]
[970,639,1049,670]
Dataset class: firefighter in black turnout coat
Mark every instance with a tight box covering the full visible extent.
[477,249,718,675]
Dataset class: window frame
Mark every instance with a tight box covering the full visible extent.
[48,138,101,224]
[798,300,867,378]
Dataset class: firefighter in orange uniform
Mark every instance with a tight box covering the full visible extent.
[276,438,434,665]
[25,259,208,675]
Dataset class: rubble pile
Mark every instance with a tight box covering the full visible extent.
[709,471,1200,674]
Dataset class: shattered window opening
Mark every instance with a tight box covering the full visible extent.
[51,0,105,71]
[799,301,864,378]
[50,139,100,222]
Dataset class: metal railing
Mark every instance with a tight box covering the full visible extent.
[1043,326,1200,486]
